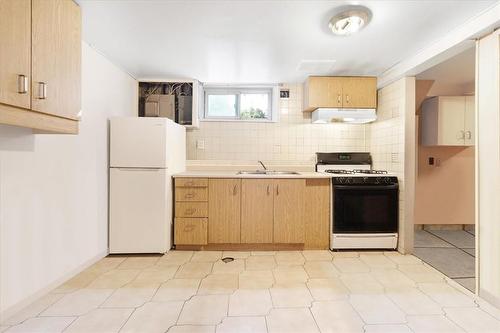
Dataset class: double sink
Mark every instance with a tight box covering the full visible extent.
[237,170,300,175]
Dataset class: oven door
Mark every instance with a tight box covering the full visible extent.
[333,184,399,233]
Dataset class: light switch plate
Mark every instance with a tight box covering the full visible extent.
[196,140,205,150]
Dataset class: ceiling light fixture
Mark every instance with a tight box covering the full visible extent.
[329,6,371,36]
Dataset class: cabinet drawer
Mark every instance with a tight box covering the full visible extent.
[175,178,208,188]
[175,187,208,202]
[175,218,208,245]
[175,202,208,217]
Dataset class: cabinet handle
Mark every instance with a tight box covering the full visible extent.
[276,184,279,196]
[233,184,237,195]
[17,75,28,94]
[185,208,196,215]
[185,181,194,186]
[267,185,270,195]
[466,131,472,140]
[346,94,350,104]
[37,82,47,99]
[185,192,195,199]
[183,224,196,232]
[337,94,341,104]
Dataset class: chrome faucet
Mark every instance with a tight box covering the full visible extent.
[258,160,267,170]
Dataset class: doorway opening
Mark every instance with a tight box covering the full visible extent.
[413,45,476,292]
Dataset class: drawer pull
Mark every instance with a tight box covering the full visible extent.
[185,208,196,215]
[184,193,195,199]
[183,224,196,232]
[233,184,238,195]
[185,181,194,186]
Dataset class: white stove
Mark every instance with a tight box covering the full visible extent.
[316,153,399,250]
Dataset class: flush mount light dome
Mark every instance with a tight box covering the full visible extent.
[329,7,371,36]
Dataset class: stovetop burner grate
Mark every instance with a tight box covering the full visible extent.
[352,169,388,174]
[324,169,354,174]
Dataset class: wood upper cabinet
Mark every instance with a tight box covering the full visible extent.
[0,0,80,134]
[0,0,31,109]
[273,179,305,243]
[305,77,342,110]
[303,76,377,111]
[341,77,377,109]
[241,179,274,243]
[421,96,475,146]
[208,179,241,243]
[31,0,81,120]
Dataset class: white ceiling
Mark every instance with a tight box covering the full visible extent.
[417,46,476,96]
[77,0,497,83]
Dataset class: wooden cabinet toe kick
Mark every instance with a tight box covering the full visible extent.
[175,243,305,251]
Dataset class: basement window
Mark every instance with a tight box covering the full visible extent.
[202,85,279,122]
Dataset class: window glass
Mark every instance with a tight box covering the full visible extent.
[240,93,270,119]
[206,94,237,117]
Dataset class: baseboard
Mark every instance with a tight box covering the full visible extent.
[479,288,500,309]
[415,224,475,231]
[0,250,108,322]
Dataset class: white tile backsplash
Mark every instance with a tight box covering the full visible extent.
[186,83,368,166]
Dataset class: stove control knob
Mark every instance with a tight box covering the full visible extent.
[384,177,392,184]
[338,178,344,184]
[347,178,354,184]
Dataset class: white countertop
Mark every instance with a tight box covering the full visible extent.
[173,170,331,179]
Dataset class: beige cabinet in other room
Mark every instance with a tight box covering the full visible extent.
[421,96,475,146]
[208,179,241,243]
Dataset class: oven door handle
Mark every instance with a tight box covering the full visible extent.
[334,184,399,191]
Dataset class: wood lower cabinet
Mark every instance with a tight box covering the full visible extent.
[0,0,31,109]
[304,178,330,249]
[241,179,274,243]
[208,179,241,243]
[175,218,208,245]
[174,177,330,249]
[273,179,305,243]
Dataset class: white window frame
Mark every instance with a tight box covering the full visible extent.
[201,84,279,122]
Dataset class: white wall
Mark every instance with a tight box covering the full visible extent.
[369,77,416,254]
[476,30,500,307]
[0,42,137,317]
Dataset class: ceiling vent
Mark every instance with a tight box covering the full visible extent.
[297,60,336,75]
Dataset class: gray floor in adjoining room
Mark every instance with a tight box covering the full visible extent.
[414,229,475,292]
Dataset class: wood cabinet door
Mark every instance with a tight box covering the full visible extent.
[341,77,377,108]
[31,0,81,119]
[0,0,31,109]
[464,95,475,145]
[273,179,305,243]
[241,179,274,243]
[438,96,466,145]
[304,179,330,249]
[208,179,241,243]
[307,77,343,109]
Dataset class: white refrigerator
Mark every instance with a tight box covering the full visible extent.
[109,117,186,254]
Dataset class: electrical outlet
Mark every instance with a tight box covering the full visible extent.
[196,140,205,150]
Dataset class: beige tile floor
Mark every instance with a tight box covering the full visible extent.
[2,250,500,333]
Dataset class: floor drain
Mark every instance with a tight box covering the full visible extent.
[221,257,234,263]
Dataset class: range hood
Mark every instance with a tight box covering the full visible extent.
[311,108,377,124]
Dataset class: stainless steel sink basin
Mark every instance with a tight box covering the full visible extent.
[237,170,300,175]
